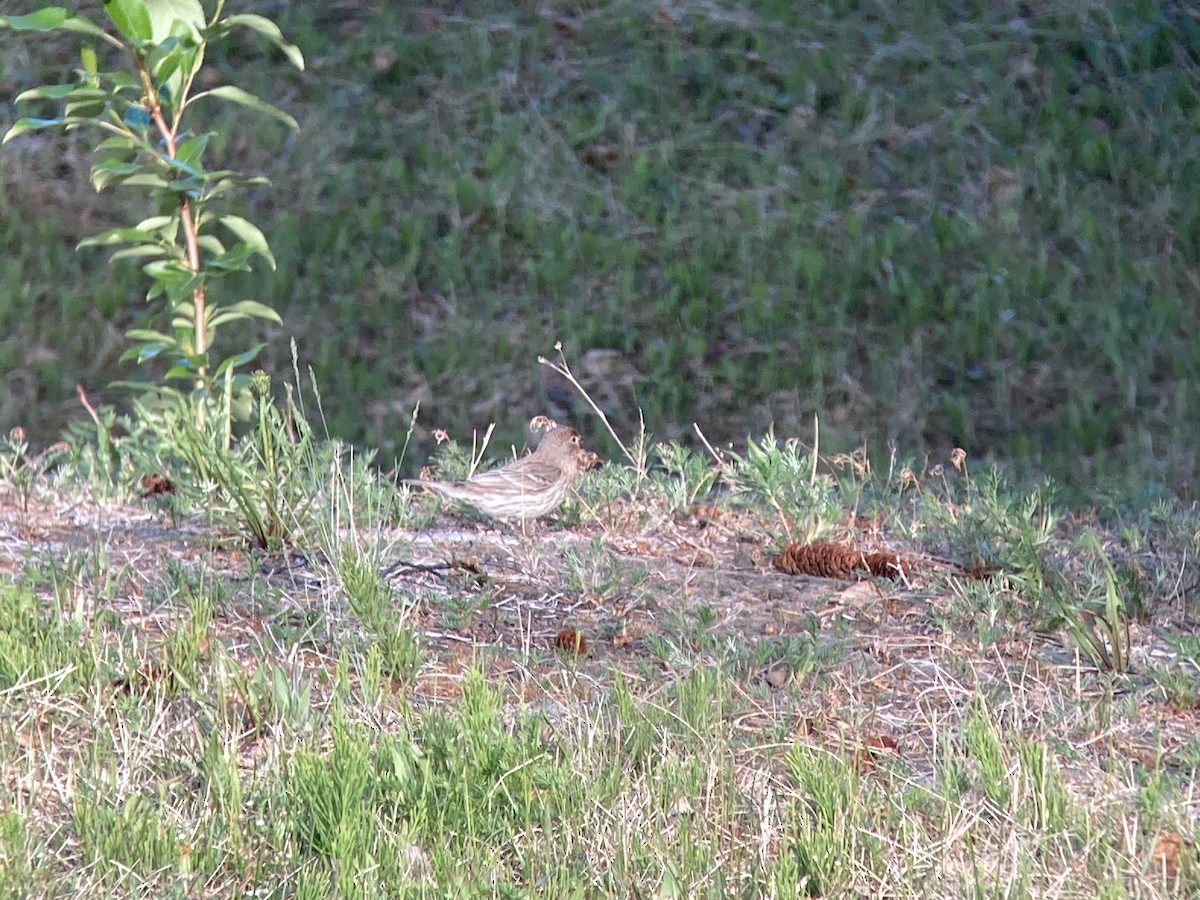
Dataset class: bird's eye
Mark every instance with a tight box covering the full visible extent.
[571,434,580,444]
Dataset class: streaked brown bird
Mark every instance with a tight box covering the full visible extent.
[405,426,592,522]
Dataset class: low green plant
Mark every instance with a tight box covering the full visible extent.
[653,440,720,511]
[337,543,423,686]
[62,404,123,495]
[1148,663,1199,711]
[1006,527,1135,675]
[0,810,32,896]
[1015,737,1072,834]
[1057,533,1133,674]
[783,743,879,897]
[0,427,68,513]
[226,661,314,736]
[576,459,647,530]
[287,712,375,873]
[0,581,97,691]
[670,666,725,739]
[925,467,1108,653]
[1162,631,1200,671]
[73,792,189,886]
[1,2,302,419]
[963,704,1012,813]
[563,536,649,609]
[137,364,322,549]
[725,427,842,541]
[156,561,218,695]
[924,467,1060,573]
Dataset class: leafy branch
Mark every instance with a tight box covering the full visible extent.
[2,1,303,420]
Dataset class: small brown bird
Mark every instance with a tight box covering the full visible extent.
[405,426,592,522]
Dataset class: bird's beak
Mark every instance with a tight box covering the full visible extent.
[579,449,603,471]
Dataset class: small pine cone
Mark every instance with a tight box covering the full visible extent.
[553,628,588,655]
[139,474,177,497]
[861,550,905,579]
[775,542,905,580]
[961,561,1003,580]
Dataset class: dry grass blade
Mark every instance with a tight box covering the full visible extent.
[538,342,647,479]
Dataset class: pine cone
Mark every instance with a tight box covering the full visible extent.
[774,542,905,580]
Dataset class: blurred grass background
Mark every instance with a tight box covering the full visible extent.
[1,0,1197,499]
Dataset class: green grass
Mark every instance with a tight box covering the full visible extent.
[1,0,1198,497]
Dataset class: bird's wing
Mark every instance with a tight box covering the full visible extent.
[465,459,562,492]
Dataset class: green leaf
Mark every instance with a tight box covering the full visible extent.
[82,46,98,75]
[190,168,236,182]
[219,14,304,70]
[148,0,207,37]
[164,273,205,303]
[121,344,171,363]
[218,216,276,269]
[164,364,198,380]
[120,173,171,189]
[206,175,270,200]
[3,10,118,47]
[6,10,114,42]
[145,0,205,42]
[164,175,206,196]
[96,135,142,154]
[135,215,176,232]
[190,85,298,130]
[207,244,257,272]
[152,41,202,95]
[108,245,171,263]
[213,344,267,376]
[14,84,102,102]
[209,301,282,329]
[162,156,203,179]
[3,117,82,143]
[103,0,153,43]
[142,259,192,282]
[78,226,160,248]
[1,9,71,30]
[66,98,107,119]
[125,328,176,344]
[89,159,143,192]
[170,297,196,319]
[174,132,210,169]
[148,16,205,108]
[196,235,227,256]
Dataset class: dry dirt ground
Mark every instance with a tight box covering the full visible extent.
[3,483,1197,779]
